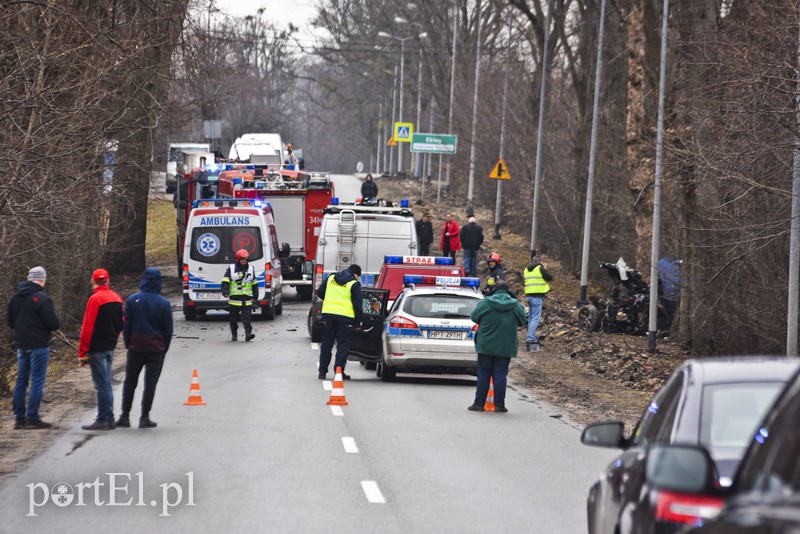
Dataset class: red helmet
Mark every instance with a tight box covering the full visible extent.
[487,252,501,264]
[235,249,250,261]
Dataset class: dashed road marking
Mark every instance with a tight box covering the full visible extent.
[330,405,344,416]
[311,342,319,350]
[361,481,386,504]
[342,437,359,453]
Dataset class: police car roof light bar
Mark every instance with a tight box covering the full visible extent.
[384,256,454,265]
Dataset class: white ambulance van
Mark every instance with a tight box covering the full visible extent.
[306,198,417,341]
[182,198,285,321]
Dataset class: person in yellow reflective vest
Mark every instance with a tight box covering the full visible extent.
[317,264,363,380]
[523,251,553,352]
[221,249,257,342]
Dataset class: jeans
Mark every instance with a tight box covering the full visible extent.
[89,350,115,422]
[121,351,165,418]
[473,354,511,407]
[13,347,50,420]
[318,318,353,374]
[229,304,253,335]
[463,248,478,277]
[526,296,543,344]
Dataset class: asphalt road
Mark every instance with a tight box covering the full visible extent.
[0,174,616,533]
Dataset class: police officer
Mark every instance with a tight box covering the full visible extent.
[523,251,553,352]
[317,264,363,380]
[221,249,257,342]
[482,252,506,296]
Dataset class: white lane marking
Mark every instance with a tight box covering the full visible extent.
[342,437,359,453]
[323,380,332,391]
[330,405,344,416]
[361,481,386,504]
[311,342,319,350]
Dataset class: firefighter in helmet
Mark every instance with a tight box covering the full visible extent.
[482,252,506,296]
[221,249,257,341]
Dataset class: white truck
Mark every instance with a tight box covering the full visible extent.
[166,142,211,193]
[306,199,418,341]
[228,133,284,166]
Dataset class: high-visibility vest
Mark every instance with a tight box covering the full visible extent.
[524,265,550,294]
[224,264,257,306]
[321,276,356,318]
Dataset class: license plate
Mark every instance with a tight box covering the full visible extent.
[427,330,463,340]
[196,292,222,300]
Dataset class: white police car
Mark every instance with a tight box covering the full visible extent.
[377,275,483,382]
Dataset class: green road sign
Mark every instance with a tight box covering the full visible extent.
[410,133,458,154]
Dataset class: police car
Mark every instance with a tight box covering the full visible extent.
[377,275,483,382]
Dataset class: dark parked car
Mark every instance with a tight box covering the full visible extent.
[580,357,800,534]
[648,364,800,533]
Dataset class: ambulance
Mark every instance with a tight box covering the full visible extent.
[181,197,284,321]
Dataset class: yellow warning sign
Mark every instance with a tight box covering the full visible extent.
[489,158,511,180]
[387,137,398,147]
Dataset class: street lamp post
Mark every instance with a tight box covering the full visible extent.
[415,47,423,177]
[444,0,458,193]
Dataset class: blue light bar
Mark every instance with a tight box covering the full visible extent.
[384,256,454,265]
[254,200,263,207]
[403,275,480,287]
[331,197,339,205]
[400,199,410,207]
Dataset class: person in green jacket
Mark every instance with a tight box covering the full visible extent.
[468,279,526,413]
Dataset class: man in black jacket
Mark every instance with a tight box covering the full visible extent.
[361,174,378,200]
[459,216,484,276]
[415,213,434,256]
[7,266,60,430]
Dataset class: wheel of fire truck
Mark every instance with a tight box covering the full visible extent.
[183,306,197,321]
[578,304,600,332]
[296,286,313,300]
[307,308,322,342]
[262,300,276,320]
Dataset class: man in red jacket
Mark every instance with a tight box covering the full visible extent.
[78,268,124,431]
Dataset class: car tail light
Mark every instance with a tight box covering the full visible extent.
[182,264,189,290]
[655,490,724,525]
[390,316,418,329]
[314,264,324,293]
[264,262,272,288]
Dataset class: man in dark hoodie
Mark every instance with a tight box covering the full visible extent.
[361,174,378,200]
[8,266,60,429]
[117,268,173,429]
[317,264,363,380]
[468,279,526,413]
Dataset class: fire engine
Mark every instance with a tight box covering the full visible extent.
[216,167,334,300]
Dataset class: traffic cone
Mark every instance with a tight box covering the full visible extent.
[484,377,496,412]
[183,369,207,406]
[326,366,349,406]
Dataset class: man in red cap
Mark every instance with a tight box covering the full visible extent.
[78,268,124,431]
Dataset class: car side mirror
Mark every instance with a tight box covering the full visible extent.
[581,421,627,448]
[645,444,719,494]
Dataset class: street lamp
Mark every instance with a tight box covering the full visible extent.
[379,29,427,175]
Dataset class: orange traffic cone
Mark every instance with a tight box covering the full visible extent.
[484,377,496,412]
[326,366,349,406]
[183,369,207,406]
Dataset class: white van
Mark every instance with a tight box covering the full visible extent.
[182,198,285,321]
[229,133,284,166]
[306,199,417,341]
[166,142,211,193]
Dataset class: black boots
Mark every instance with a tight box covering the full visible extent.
[116,415,131,428]
[245,332,255,341]
[139,417,157,428]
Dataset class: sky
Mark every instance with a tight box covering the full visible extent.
[213,0,319,37]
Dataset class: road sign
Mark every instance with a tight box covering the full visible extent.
[489,158,511,180]
[387,137,397,147]
[394,122,413,143]
[409,133,458,155]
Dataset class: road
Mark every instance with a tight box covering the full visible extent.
[0,174,616,533]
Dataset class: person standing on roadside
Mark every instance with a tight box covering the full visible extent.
[8,266,60,430]
[416,212,434,256]
[522,252,553,352]
[361,174,379,201]
[459,216,484,277]
[117,268,173,429]
[440,213,461,261]
[482,252,506,296]
[78,269,124,431]
[221,249,257,342]
[468,280,526,413]
[317,264,363,380]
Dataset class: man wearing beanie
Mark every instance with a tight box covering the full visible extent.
[7,266,60,430]
[459,216,484,277]
[78,269,124,431]
[317,264,363,380]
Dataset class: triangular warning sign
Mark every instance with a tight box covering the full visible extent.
[489,158,511,180]
[387,137,397,147]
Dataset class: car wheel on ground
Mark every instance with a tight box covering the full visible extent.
[380,362,396,382]
[183,307,197,321]
[578,304,600,332]
[308,309,321,342]
[262,301,276,320]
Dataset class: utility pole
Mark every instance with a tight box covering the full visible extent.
[444,0,458,192]
[415,47,423,178]
[494,13,512,240]
[466,0,484,216]
[788,17,800,356]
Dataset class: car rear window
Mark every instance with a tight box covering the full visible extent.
[190,226,264,263]
[701,382,785,450]
[403,294,477,319]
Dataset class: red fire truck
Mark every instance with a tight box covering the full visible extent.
[216,168,334,299]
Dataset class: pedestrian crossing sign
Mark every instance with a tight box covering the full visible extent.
[489,158,511,180]
[394,122,413,143]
